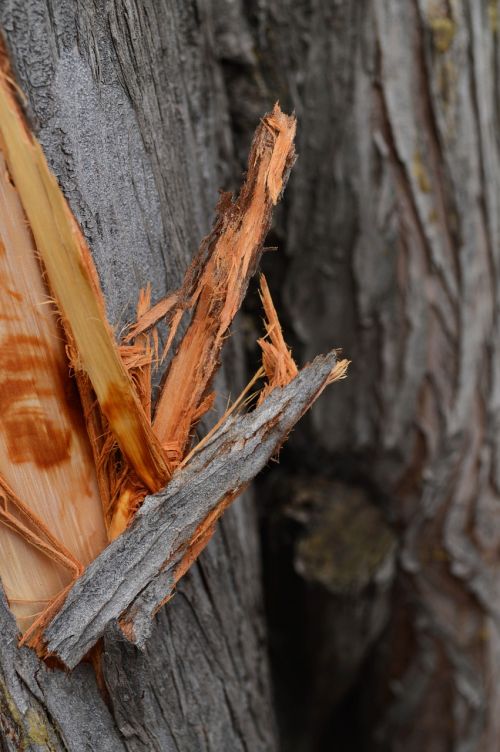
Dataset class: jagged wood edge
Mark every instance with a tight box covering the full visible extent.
[37,351,337,668]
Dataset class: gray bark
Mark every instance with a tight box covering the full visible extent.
[225,1,500,751]
[42,352,338,669]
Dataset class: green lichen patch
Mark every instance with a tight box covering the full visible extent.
[429,16,456,53]
[412,152,432,193]
[489,0,498,33]
[0,679,58,751]
[25,709,58,750]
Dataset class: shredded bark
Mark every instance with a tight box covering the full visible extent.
[28,351,341,666]
[0,40,351,663]
[142,105,295,463]
[257,273,299,403]
[0,129,107,632]
[110,103,297,536]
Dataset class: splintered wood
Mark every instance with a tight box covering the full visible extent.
[110,104,298,536]
[0,145,107,632]
[151,105,297,461]
[0,67,169,498]
[0,41,348,661]
[257,274,299,403]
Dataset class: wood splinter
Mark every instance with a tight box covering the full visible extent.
[0,41,349,666]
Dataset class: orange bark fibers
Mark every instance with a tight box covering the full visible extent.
[107,289,159,540]
[256,273,349,397]
[0,43,345,654]
[0,44,168,636]
[326,358,350,384]
[108,105,296,538]
[121,285,156,424]
[151,105,296,463]
[0,48,169,496]
[257,274,299,404]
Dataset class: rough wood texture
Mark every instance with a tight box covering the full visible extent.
[0,2,277,749]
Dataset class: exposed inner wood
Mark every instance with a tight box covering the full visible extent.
[109,104,297,537]
[28,351,343,666]
[0,152,107,630]
[257,273,299,403]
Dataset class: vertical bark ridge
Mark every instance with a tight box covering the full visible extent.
[240,1,500,748]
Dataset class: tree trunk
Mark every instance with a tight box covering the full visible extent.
[0,3,276,750]
[1,1,499,751]
[229,1,500,751]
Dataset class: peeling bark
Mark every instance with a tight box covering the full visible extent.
[0,1,494,751]
[39,351,339,668]
[0,36,311,664]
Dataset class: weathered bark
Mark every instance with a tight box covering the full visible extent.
[34,352,337,667]
[218,1,500,750]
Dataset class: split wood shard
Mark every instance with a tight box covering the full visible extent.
[0,39,349,665]
[41,352,342,668]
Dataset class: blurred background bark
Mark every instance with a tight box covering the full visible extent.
[220,2,500,750]
[1,1,499,751]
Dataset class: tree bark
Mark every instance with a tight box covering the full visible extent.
[1,1,499,751]
[223,1,500,750]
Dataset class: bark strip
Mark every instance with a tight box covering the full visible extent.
[0,34,346,685]
[0,68,108,632]
[30,351,339,668]
[110,103,297,535]
[151,105,296,463]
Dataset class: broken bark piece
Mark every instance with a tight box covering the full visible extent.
[29,351,340,667]
[151,105,296,464]
[0,37,349,668]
